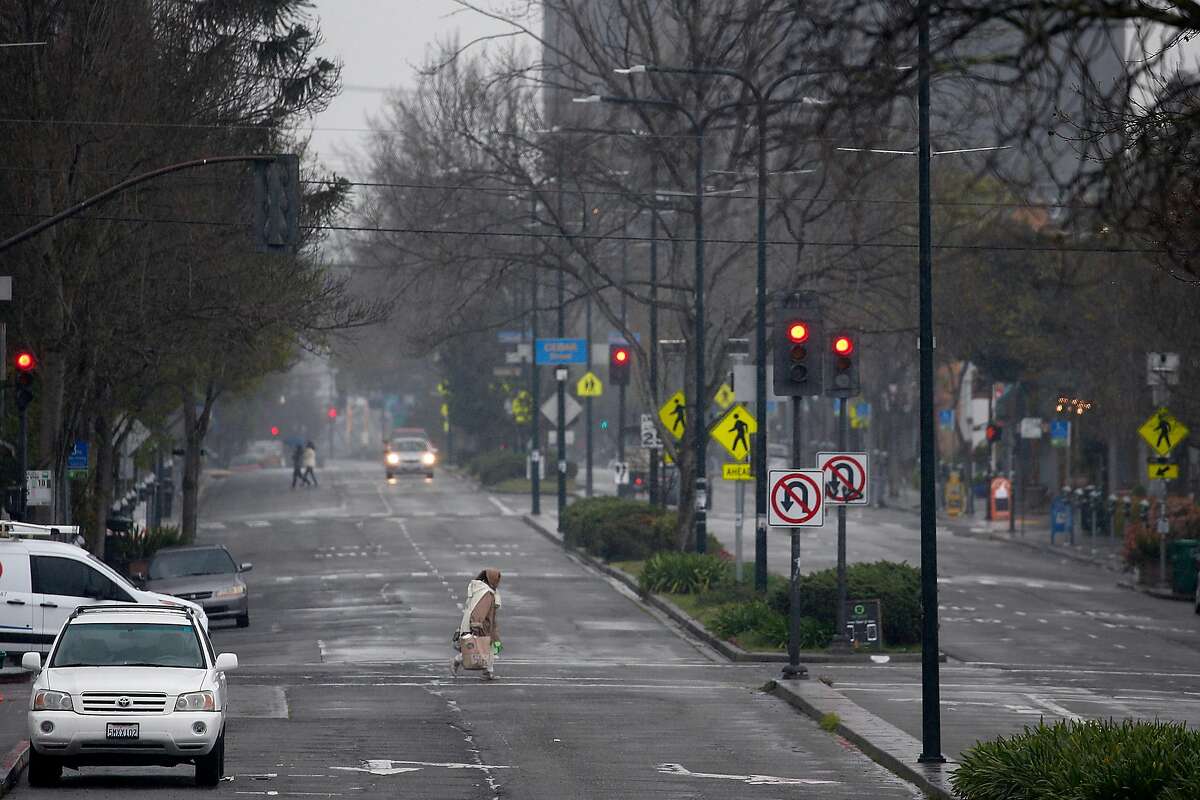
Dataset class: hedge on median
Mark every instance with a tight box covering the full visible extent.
[767,560,922,646]
[561,496,674,561]
[952,718,1200,800]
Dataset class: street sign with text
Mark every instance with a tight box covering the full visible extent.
[535,338,587,365]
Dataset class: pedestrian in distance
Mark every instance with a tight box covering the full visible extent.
[291,444,308,489]
[301,441,318,488]
[451,569,502,681]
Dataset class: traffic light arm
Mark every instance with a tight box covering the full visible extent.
[0,155,291,254]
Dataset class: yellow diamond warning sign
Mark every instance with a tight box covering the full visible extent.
[714,383,735,409]
[659,391,687,440]
[711,404,757,461]
[1139,407,1189,457]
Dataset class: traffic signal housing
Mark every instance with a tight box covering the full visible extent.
[986,422,1003,444]
[252,154,300,253]
[13,350,36,411]
[826,333,860,398]
[609,344,631,386]
[773,317,824,396]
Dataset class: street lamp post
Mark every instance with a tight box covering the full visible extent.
[529,193,542,516]
[574,93,721,551]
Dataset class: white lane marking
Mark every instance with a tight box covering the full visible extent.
[332,759,512,774]
[200,522,227,530]
[656,763,838,786]
[1025,694,1083,721]
[245,520,271,528]
[488,496,516,516]
[937,575,1094,592]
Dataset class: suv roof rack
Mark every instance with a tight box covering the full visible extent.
[70,604,195,620]
[0,521,81,543]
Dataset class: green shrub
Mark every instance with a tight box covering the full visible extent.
[561,497,673,561]
[768,560,922,646]
[819,713,841,733]
[466,450,526,486]
[107,525,186,563]
[952,719,1200,800]
[640,552,726,594]
[712,600,776,639]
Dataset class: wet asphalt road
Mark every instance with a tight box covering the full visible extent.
[15,461,923,798]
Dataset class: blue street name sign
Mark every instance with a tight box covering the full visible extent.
[67,441,89,472]
[938,409,954,429]
[1049,419,1070,447]
[535,338,588,365]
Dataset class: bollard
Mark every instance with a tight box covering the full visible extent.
[1107,494,1118,539]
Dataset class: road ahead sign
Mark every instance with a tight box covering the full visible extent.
[1139,407,1189,457]
[711,404,757,461]
[576,371,603,398]
[768,469,825,527]
[816,451,869,506]
[659,391,687,440]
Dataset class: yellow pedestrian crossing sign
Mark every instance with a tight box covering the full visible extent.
[714,383,735,409]
[711,404,757,461]
[1148,461,1180,480]
[577,371,603,398]
[1139,407,1189,457]
[659,391,687,440]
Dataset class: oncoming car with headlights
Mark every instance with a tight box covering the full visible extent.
[384,436,436,479]
[24,605,237,787]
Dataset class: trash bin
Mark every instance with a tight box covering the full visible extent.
[1169,539,1200,596]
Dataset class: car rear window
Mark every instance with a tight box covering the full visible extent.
[51,623,205,669]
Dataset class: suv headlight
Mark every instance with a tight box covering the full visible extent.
[421,452,436,466]
[386,452,400,465]
[33,690,73,711]
[215,584,245,599]
[176,691,216,712]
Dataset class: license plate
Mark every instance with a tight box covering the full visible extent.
[106,723,139,740]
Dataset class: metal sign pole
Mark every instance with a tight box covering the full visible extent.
[782,396,808,679]
[834,397,849,649]
[734,479,745,583]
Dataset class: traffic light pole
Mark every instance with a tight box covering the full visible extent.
[17,404,28,521]
[693,124,708,554]
[617,227,628,490]
[834,397,850,650]
[782,396,808,679]
[556,147,567,526]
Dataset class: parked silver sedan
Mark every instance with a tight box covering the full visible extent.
[141,545,252,628]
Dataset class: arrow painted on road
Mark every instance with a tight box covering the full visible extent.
[657,763,839,786]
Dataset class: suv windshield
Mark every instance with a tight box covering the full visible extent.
[51,622,205,669]
[149,549,237,580]
[390,439,427,452]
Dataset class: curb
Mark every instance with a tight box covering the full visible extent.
[947,523,1125,573]
[765,679,955,800]
[1117,580,1192,602]
[519,513,942,665]
[0,740,29,796]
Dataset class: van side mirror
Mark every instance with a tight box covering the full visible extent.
[213,653,238,672]
[21,652,41,672]
[238,562,253,573]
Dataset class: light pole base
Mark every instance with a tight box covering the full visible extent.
[780,663,809,680]
[918,753,947,764]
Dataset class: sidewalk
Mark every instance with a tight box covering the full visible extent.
[0,671,30,794]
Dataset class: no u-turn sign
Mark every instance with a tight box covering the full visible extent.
[768,469,825,527]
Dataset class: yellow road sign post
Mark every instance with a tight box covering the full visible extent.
[577,371,603,398]
[1139,407,1189,457]
[711,404,758,462]
[659,391,687,440]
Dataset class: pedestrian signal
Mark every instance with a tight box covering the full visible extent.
[826,333,859,397]
[609,344,631,386]
[774,317,823,397]
[270,426,280,437]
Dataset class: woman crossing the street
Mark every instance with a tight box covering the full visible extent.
[451,569,502,680]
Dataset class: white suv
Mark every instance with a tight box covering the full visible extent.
[23,605,237,786]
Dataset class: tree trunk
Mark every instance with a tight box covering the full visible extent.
[90,411,114,559]
[180,382,217,543]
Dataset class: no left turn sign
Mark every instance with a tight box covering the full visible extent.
[816,451,870,506]
[768,469,825,527]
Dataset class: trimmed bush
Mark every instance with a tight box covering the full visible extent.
[768,560,922,646]
[466,450,526,486]
[952,719,1200,800]
[561,497,673,561]
[639,552,726,594]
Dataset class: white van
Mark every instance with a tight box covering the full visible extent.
[0,523,206,657]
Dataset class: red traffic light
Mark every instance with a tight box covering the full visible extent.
[614,347,629,364]
[270,426,280,437]
[14,351,35,372]
[786,322,809,343]
[327,407,338,419]
[985,422,1002,443]
[832,335,854,356]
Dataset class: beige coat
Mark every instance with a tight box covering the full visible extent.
[459,569,501,640]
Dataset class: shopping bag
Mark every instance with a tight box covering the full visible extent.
[459,634,492,670]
